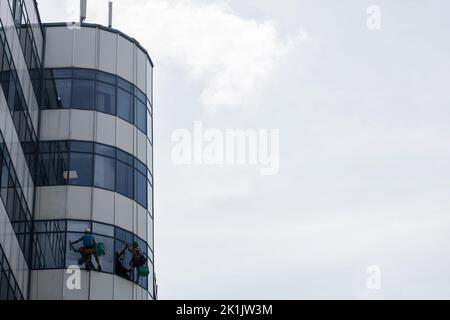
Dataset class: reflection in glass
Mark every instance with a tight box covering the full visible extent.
[72,79,95,110]
[68,153,93,186]
[135,98,147,134]
[55,79,71,108]
[67,220,90,232]
[92,222,114,237]
[96,82,116,114]
[135,171,147,208]
[116,161,134,199]
[117,88,133,123]
[94,235,114,273]
[94,155,115,191]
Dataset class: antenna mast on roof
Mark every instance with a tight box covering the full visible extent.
[108,1,113,28]
[80,0,87,23]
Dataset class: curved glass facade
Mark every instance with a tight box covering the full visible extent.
[37,140,152,209]
[33,219,153,292]
[42,68,152,136]
[0,1,155,298]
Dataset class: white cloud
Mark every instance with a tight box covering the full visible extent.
[38,0,307,109]
[112,0,305,110]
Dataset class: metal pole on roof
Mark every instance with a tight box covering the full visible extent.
[80,0,87,23]
[108,1,113,28]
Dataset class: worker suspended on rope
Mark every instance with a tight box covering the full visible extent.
[70,228,103,272]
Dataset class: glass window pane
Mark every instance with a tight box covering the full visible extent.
[43,80,61,109]
[35,232,65,269]
[116,161,134,199]
[53,68,72,78]
[147,181,153,213]
[97,72,116,85]
[118,78,133,92]
[35,220,66,233]
[54,141,70,153]
[135,158,146,175]
[73,69,96,79]
[94,155,115,191]
[147,111,153,142]
[92,222,114,237]
[55,79,71,108]
[67,220,90,232]
[135,98,146,133]
[135,88,146,103]
[39,152,69,185]
[66,233,82,268]
[117,88,133,123]
[135,170,147,208]
[72,79,95,110]
[68,153,93,186]
[96,82,116,115]
[95,144,115,158]
[69,141,93,153]
[115,228,134,280]
[117,149,133,166]
[94,235,114,273]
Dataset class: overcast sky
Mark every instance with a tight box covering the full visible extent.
[37,0,450,299]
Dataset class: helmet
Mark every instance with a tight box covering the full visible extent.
[85,228,91,234]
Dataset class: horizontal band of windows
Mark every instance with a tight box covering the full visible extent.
[0,243,24,300]
[30,219,153,292]
[37,140,152,209]
[41,68,152,139]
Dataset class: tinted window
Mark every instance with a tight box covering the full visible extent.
[118,78,133,92]
[147,111,153,142]
[135,171,147,208]
[70,141,93,153]
[68,153,93,186]
[135,98,147,133]
[72,79,95,110]
[117,149,133,165]
[39,152,69,185]
[94,155,115,191]
[55,79,72,108]
[147,182,153,212]
[53,68,72,78]
[97,72,116,85]
[117,88,133,122]
[66,233,84,268]
[95,235,114,273]
[92,222,114,237]
[67,220,90,232]
[95,144,115,158]
[116,161,134,199]
[96,82,116,115]
[136,88,146,103]
[35,232,65,268]
[73,69,96,79]
[115,228,134,280]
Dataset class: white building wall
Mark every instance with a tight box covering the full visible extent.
[31,270,149,300]
[30,24,155,300]
[44,25,152,97]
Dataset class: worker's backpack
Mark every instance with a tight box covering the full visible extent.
[96,242,106,256]
[138,265,150,277]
